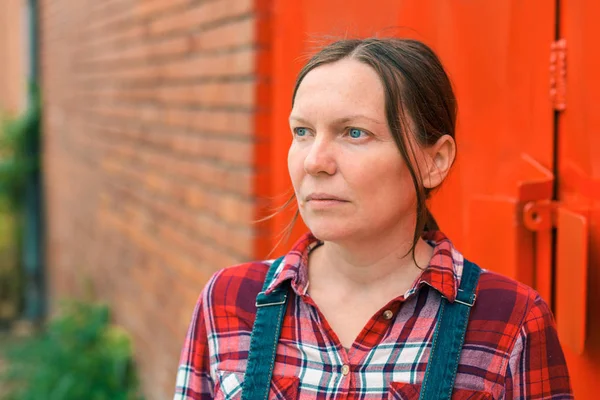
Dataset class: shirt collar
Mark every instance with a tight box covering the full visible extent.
[265,231,465,303]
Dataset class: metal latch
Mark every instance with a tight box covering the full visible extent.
[550,39,567,111]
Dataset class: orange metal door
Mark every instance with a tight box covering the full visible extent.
[553,0,600,396]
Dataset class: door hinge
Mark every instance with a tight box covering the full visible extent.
[523,200,557,231]
[550,39,567,111]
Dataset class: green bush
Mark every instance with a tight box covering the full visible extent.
[0,300,144,400]
[0,84,40,213]
[0,83,41,322]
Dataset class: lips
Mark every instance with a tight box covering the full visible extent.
[306,193,348,202]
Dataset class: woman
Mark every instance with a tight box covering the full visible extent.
[174,38,572,399]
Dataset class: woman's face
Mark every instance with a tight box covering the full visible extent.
[288,58,420,243]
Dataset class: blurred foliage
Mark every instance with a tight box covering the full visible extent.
[0,300,144,400]
[0,84,40,213]
[0,211,20,320]
[0,84,40,324]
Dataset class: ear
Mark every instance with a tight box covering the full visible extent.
[421,135,456,189]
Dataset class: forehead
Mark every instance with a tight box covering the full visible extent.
[292,58,386,117]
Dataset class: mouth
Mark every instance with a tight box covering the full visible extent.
[305,193,349,202]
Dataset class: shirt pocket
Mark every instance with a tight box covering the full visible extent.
[214,370,300,400]
[389,382,493,400]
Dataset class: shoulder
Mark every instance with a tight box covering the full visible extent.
[470,270,571,396]
[199,260,273,318]
[472,269,546,326]
[467,268,552,351]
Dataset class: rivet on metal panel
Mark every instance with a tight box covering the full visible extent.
[549,39,567,111]
[523,200,556,231]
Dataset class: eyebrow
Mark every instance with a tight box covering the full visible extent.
[288,114,384,126]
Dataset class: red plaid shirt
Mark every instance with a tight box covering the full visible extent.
[174,231,572,399]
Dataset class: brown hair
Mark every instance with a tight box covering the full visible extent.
[285,37,457,259]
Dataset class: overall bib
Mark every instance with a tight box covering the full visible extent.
[240,257,481,400]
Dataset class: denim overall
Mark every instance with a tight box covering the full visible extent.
[240,257,481,400]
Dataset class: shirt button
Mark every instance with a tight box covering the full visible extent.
[383,309,394,320]
[341,364,350,376]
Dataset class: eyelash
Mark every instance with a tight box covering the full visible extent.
[292,127,369,139]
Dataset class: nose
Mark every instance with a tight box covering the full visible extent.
[303,134,337,176]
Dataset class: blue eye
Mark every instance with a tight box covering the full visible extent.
[348,128,366,139]
[294,127,308,137]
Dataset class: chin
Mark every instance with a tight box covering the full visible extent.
[305,220,358,243]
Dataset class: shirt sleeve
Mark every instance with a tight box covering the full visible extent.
[173,288,215,400]
[505,293,573,399]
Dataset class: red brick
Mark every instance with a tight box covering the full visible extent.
[191,16,255,51]
[81,35,192,66]
[133,0,190,20]
[77,24,146,55]
[148,0,253,37]
[75,48,255,83]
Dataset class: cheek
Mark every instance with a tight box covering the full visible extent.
[352,157,415,206]
[287,145,304,188]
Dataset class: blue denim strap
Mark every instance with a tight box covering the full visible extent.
[241,256,287,400]
[419,259,481,400]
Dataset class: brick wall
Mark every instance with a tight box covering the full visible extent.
[40,0,271,398]
[0,0,27,115]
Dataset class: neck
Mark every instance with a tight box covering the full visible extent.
[308,230,434,295]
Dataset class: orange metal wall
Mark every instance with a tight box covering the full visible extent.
[268,1,600,397]
[556,0,600,394]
